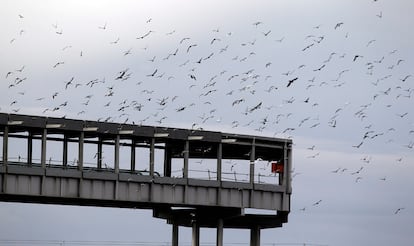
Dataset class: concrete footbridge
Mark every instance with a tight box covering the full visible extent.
[0,112,292,246]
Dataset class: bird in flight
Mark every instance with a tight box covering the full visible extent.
[187,44,197,53]
[352,141,364,148]
[64,77,74,89]
[210,38,221,45]
[400,75,412,82]
[312,200,322,206]
[313,64,326,71]
[262,30,271,36]
[5,71,13,78]
[376,11,383,18]
[137,30,153,39]
[287,77,298,87]
[15,66,25,73]
[252,21,263,27]
[115,68,129,80]
[146,69,158,77]
[334,22,344,29]
[53,62,64,68]
[353,55,363,62]
[394,207,405,214]
[98,22,107,30]
[110,38,120,44]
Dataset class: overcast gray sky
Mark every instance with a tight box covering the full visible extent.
[1,0,414,245]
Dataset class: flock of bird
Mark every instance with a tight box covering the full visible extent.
[2,1,412,218]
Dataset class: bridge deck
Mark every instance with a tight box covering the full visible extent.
[0,112,292,229]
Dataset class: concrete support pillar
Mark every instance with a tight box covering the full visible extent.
[114,135,120,174]
[216,219,224,246]
[172,223,179,246]
[78,132,84,171]
[250,226,261,246]
[192,221,200,246]
[41,128,47,168]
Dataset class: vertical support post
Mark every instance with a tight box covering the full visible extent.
[282,142,288,187]
[2,126,8,166]
[217,143,222,181]
[281,141,292,212]
[287,144,292,194]
[78,131,84,198]
[114,135,120,174]
[164,142,172,177]
[40,128,47,196]
[63,134,68,167]
[250,226,261,246]
[183,140,189,178]
[149,138,155,176]
[172,223,179,246]
[27,131,33,165]
[97,137,103,169]
[249,138,256,185]
[217,143,223,205]
[216,218,224,246]
[41,128,47,168]
[2,126,9,194]
[192,221,200,246]
[78,132,84,171]
[131,139,136,172]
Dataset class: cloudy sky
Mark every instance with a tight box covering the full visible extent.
[1,0,414,245]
